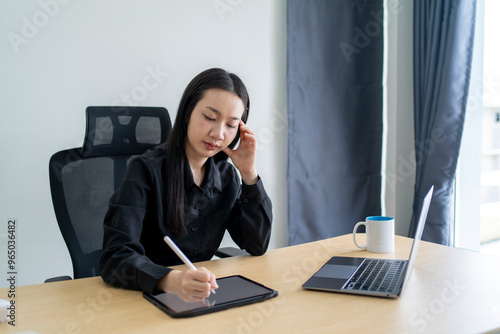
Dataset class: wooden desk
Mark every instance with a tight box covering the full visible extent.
[1,235,499,333]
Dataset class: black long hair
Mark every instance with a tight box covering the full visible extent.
[164,68,250,236]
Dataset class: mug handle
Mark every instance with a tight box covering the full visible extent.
[353,222,366,249]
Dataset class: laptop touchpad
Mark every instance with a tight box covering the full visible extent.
[315,264,357,279]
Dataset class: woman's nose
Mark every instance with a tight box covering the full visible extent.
[210,123,224,140]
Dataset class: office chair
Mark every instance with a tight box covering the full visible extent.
[47,106,172,281]
[215,247,248,258]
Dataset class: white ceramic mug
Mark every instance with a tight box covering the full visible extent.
[353,216,394,253]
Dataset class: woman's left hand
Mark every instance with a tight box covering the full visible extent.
[223,120,258,185]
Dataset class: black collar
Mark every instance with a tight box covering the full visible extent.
[184,157,222,193]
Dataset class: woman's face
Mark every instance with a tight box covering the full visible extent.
[185,88,245,164]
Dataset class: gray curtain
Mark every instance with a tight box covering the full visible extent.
[409,0,477,245]
[287,0,384,245]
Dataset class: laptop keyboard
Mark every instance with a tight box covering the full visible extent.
[343,259,406,293]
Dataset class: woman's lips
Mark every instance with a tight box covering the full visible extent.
[204,142,219,150]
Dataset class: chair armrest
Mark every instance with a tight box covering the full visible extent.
[215,247,248,258]
[44,275,72,283]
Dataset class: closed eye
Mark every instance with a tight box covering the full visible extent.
[203,114,215,122]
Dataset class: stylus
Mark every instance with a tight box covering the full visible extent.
[164,236,216,294]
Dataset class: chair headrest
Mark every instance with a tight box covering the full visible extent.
[81,106,172,157]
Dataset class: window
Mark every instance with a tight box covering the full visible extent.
[456,0,500,255]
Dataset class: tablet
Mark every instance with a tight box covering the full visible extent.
[143,275,278,318]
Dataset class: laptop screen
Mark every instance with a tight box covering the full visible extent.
[400,186,434,293]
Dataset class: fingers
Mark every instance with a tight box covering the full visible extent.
[222,121,251,156]
[237,121,256,150]
[199,267,218,291]
[222,121,255,156]
[238,120,255,139]
[179,268,218,302]
[240,131,256,148]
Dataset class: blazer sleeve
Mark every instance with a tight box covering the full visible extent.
[227,176,273,256]
[98,157,170,294]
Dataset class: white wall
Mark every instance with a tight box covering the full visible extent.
[0,0,287,287]
[384,0,415,236]
[0,0,415,288]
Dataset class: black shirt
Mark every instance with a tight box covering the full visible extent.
[98,146,272,293]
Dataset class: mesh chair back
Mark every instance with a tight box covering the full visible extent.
[49,106,171,279]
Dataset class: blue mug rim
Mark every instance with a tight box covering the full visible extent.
[366,216,393,221]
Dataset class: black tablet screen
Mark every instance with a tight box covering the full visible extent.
[144,275,277,317]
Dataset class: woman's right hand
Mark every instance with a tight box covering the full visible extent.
[157,267,218,302]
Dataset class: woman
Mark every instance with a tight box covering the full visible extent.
[99,68,272,302]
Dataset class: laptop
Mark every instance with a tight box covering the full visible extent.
[302,186,434,298]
